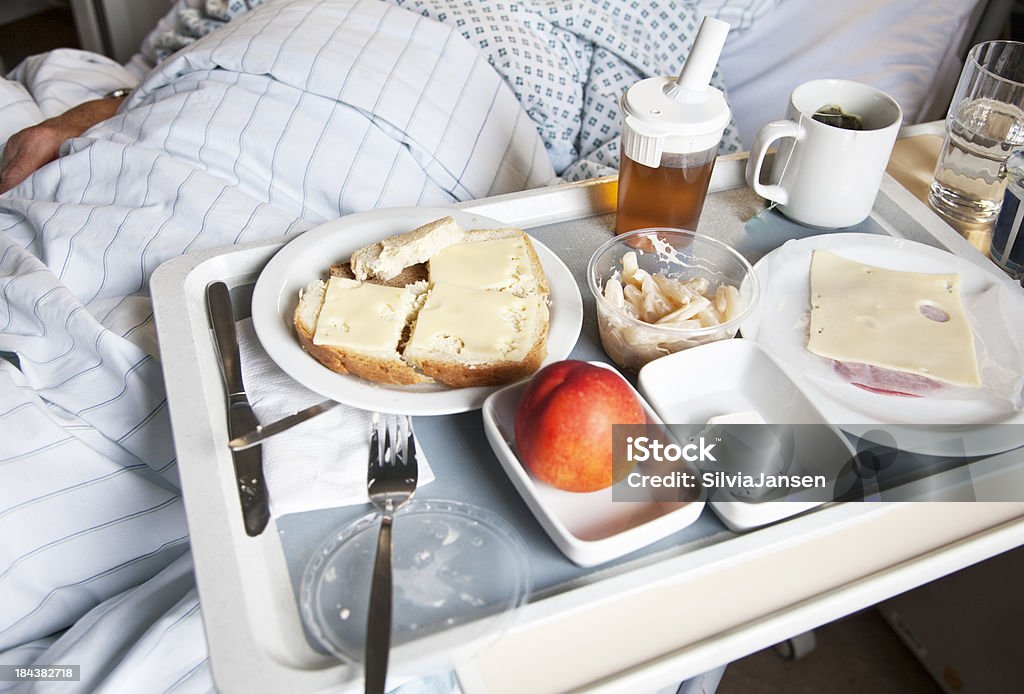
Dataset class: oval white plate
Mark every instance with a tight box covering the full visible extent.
[251,207,583,415]
[740,233,1024,456]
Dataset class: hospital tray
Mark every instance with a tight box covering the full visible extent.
[151,150,1024,694]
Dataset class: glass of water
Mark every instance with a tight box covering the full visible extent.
[929,41,1024,228]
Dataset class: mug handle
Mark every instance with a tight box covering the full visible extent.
[744,119,805,206]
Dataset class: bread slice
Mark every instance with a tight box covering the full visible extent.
[293,278,431,385]
[349,217,550,298]
[427,228,550,298]
[403,282,549,387]
[350,216,465,281]
[331,261,428,287]
[296,216,551,389]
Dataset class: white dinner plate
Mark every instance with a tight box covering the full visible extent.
[740,233,1024,456]
[250,207,583,415]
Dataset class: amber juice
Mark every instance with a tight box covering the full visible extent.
[616,146,717,235]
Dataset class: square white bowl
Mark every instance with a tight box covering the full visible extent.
[481,362,705,567]
[637,339,856,531]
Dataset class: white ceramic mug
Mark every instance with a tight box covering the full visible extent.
[745,79,903,229]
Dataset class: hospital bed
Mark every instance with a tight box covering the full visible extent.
[1,1,1018,691]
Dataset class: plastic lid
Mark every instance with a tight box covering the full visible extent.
[621,16,731,166]
[301,499,531,675]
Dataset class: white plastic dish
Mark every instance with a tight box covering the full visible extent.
[637,339,856,531]
[251,206,583,415]
[481,361,704,567]
[740,232,1024,456]
[301,499,531,676]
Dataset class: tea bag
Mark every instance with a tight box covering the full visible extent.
[812,104,863,130]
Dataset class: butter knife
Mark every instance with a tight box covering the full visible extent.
[207,281,271,537]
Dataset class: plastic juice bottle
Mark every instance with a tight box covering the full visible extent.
[616,16,731,235]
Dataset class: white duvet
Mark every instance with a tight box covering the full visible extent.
[0,0,772,690]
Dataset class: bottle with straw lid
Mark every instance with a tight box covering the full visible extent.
[617,16,731,235]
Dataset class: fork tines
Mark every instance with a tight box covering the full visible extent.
[367,414,418,484]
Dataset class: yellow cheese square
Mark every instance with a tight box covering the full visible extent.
[428,237,533,291]
[312,278,414,353]
[806,250,981,387]
[406,282,543,362]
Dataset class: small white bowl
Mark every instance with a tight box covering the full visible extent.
[638,340,856,531]
[481,362,705,567]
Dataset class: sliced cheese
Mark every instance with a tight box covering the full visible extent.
[405,282,545,362]
[312,277,421,353]
[806,250,981,387]
[428,236,535,292]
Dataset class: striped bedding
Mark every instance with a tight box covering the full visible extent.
[0,0,773,690]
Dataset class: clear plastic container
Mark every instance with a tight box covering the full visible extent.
[616,144,719,234]
[300,499,531,675]
[587,228,759,371]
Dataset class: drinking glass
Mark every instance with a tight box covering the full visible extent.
[929,41,1024,228]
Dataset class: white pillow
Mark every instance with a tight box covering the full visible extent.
[719,0,987,148]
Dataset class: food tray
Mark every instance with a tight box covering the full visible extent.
[151,151,1024,694]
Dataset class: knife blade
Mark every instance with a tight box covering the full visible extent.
[207,281,271,537]
[228,399,339,451]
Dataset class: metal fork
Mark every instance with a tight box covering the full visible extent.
[365,413,418,694]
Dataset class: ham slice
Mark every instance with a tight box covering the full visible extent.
[831,361,944,398]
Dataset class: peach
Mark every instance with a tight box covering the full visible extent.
[515,360,647,492]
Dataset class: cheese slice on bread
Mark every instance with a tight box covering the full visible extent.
[404,282,548,387]
[295,216,551,388]
[428,232,549,297]
[294,278,430,385]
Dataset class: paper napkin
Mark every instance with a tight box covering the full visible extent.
[235,319,434,518]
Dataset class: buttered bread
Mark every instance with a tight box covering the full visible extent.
[295,278,430,385]
[294,216,550,388]
[404,282,548,387]
[428,235,548,297]
[313,279,424,352]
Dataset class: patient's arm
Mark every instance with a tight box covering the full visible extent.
[0,96,124,194]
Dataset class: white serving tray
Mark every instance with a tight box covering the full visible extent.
[483,362,704,567]
[151,151,1024,694]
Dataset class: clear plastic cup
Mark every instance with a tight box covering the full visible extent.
[587,228,759,371]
